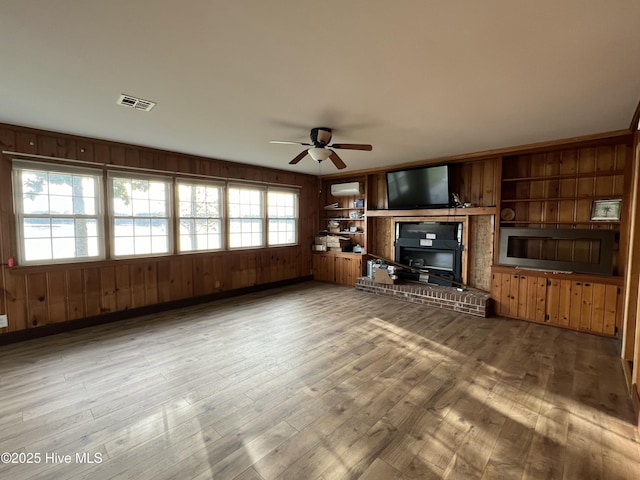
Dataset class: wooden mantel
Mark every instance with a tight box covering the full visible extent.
[366,207,496,217]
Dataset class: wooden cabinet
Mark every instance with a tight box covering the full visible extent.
[313,252,364,286]
[491,266,621,336]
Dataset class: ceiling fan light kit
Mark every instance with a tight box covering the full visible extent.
[309,147,331,162]
[270,127,372,170]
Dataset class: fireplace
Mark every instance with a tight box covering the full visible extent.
[395,222,463,286]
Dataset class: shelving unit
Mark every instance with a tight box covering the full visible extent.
[314,176,368,286]
[499,147,626,229]
[492,142,630,335]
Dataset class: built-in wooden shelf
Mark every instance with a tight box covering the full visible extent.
[323,207,365,211]
[502,170,625,182]
[366,207,497,217]
[500,220,620,225]
[323,217,365,221]
[501,196,621,203]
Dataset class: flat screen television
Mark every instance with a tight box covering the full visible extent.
[386,165,450,209]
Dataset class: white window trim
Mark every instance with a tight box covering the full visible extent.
[176,179,225,253]
[12,159,106,266]
[227,183,266,250]
[108,171,174,259]
[266,187,299,247]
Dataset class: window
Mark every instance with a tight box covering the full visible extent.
[177,181,223,252]
[13,160,104,264]
[267,189,298,245]
[110,173,172,257]
[228,186,264,248]
[13,159,300,264]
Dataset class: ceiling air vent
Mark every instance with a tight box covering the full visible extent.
[117,94,156,112]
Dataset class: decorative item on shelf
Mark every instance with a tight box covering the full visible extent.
[500,208,516,221]
[349,226,358,232]
[348,210,360,219]
[353,199,365,208]
[591,199,622,221]
[327,220,340,233]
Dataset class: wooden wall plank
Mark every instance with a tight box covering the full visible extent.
[181,257,194,298]
[66,269,85,320]
[156,260,172,303]
[84,268,101,317]
[47,271,67,323]
[26,272,48,327]
[130,264,145,308]
[115,264,131,311]
[4,273,27,331]
[169,259,184,300]
[100,266,117,314]
[144,262,158,305]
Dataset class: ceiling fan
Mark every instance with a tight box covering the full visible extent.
[270,127,372,170]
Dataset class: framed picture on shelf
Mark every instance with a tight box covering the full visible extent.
[591,199,622,221]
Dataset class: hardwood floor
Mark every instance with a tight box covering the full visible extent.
[0,281,638,480]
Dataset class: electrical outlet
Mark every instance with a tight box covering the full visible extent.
[0,314,8,328]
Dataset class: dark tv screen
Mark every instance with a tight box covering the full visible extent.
[386,165,450,209]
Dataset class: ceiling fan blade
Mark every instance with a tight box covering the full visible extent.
[270,141,312,146]
[289,150,309,165]
[330,143,373,151]
[329,150,347,169]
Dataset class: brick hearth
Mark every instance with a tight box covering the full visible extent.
[355,277,491,317]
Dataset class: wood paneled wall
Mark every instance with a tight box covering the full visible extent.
[0,124,317,335]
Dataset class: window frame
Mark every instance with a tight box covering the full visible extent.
[108,171,174,259]
[227,184,266,250]
[12,159,106,266]
[266,187,299,247]
[176,179,225,253]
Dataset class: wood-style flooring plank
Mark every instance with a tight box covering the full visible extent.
[0,281,637,480]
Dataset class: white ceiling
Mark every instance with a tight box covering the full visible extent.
[1,1,639,175]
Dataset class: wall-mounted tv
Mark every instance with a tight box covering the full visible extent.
[386,165,450,209]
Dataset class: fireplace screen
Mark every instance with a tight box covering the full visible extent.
[401,247,454,271]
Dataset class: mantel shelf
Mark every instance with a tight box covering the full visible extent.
[323,207,365,211]
[366,207,497,217]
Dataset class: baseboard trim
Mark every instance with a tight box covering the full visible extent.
[0,276,313,346]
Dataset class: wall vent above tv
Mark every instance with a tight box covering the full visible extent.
[330,182,362,196]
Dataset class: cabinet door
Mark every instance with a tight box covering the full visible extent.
[491,271,547,321]
[588,282,618,336]
[545,278,572,327]
[335,256,362,286]
[491,272,513,316]
[312,254,335,283]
